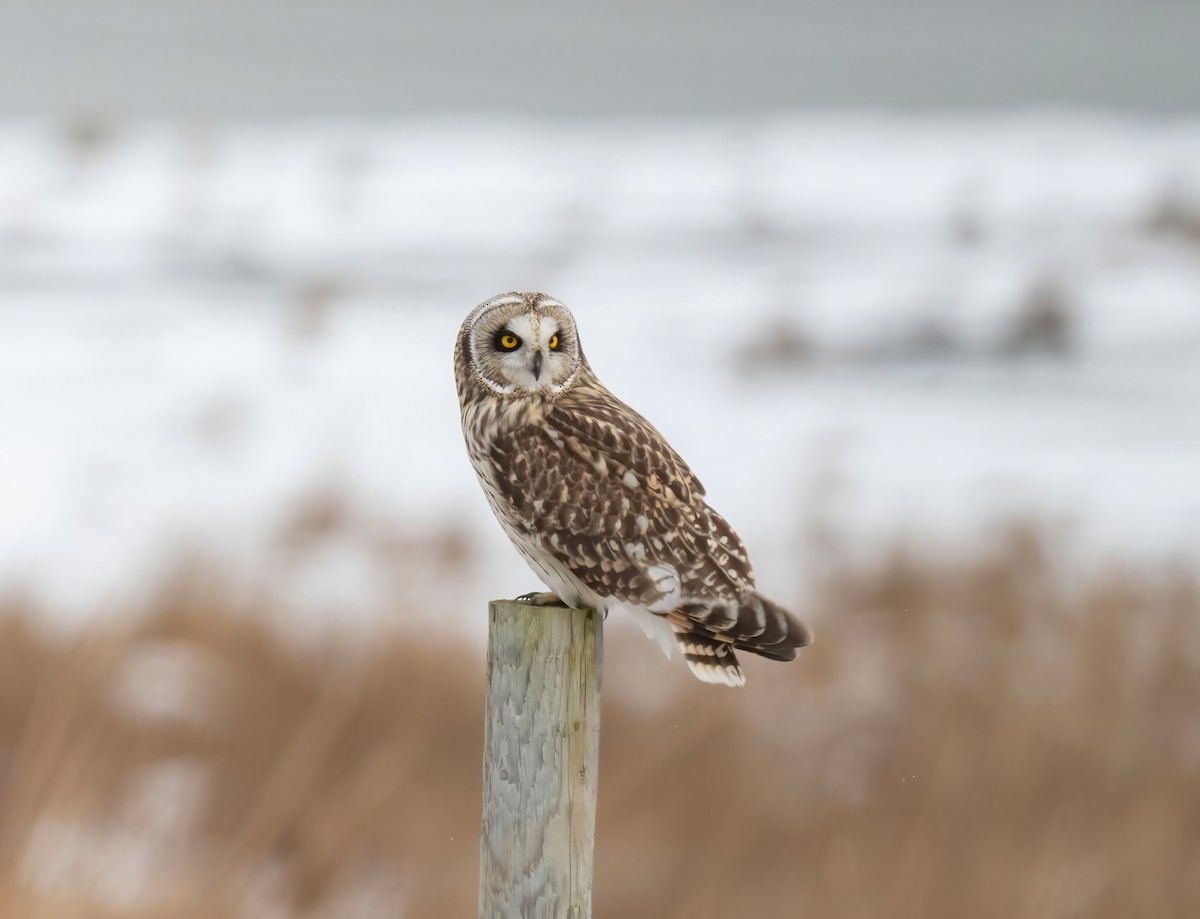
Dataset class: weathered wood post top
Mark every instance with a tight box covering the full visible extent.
[479,600,603,919]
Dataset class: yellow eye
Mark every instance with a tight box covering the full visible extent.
[497,332,520,351]
[549,334,560,350]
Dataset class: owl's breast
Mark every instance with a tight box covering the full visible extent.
[460,397,600,608]
[461,397,541,485]
[459,395,548,534]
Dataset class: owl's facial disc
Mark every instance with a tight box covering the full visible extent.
[472,301,580,395]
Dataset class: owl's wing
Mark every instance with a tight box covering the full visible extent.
[489,387,756,610]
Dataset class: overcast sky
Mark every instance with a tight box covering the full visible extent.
[0,1,1197,119]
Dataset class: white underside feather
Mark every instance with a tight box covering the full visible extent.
[625,605,677,660]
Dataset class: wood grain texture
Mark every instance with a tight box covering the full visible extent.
[479,601,602,919]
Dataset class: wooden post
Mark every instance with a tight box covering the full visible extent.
[479,601,602,919]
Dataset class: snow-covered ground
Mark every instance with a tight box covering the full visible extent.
[2,115,1199,623]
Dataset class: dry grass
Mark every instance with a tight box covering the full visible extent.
[1,528,1198,917]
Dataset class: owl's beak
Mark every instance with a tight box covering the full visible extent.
[531,351,543,381]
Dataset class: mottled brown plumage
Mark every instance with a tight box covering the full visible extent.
[455,292,812,685]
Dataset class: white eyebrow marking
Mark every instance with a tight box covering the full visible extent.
[507,314,536,342]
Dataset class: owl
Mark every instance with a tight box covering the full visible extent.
[454,292,812,686]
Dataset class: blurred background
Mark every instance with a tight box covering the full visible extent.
[1,1,1199,916]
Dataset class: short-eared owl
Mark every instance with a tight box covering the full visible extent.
[454,292,812,686]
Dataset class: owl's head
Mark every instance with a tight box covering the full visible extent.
[457,292,585,396]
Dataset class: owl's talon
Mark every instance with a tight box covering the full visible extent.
[515,591,569,607]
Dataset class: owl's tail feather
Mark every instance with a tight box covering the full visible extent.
[737,591,814,660]
[675,630,746,687]
[676,592,813,664]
